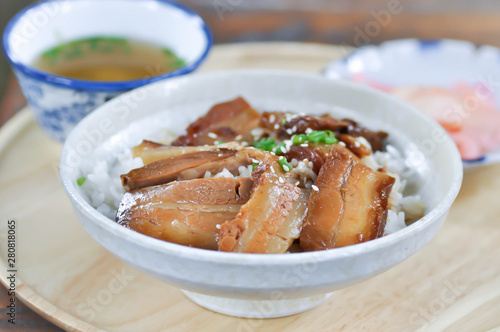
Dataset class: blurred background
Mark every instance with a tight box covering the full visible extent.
[2,0,500,116]
[1,0,500,330]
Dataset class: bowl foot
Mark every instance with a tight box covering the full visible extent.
[181,290,333,318]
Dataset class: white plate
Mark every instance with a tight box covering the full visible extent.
[324,38,500,170]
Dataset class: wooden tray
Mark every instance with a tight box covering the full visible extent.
[1,42,500,331]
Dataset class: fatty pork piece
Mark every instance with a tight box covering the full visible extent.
[116,178,254,250]
[299,145,395,251]
[219,164,308,254]
[171,97,261,146]
[281,139,369,175]
[121,148,251,190]
[132,140,244,165]
[261,112,388,151]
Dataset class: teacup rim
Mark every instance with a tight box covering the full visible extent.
[1,0,213,91]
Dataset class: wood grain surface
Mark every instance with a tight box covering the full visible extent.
[1,42,500,331]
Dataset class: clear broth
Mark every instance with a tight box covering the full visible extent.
[33,37,186,82]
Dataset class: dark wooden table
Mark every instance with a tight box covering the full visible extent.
[1,3,500,330]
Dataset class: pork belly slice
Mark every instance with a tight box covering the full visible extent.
[132,140,246,165]
[340,118,388,152]
[261,112,387,152]
[266,189,309,253]
[121,148,252,190]
[333,161,395,248]
[283,144,332,174]
[336,134,371,158]
[123,143,283,191]
[219,168,305,254]
[261,112,350,137]
[171,97,261,146]
[299,146,395,251]
[116,178,254,250]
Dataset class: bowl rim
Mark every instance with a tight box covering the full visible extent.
[1,0,213,91]
[60,69,464,265]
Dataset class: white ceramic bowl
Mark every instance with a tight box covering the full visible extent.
[60,70,463,318]
[324,38,500,169]
[2,0,212,142]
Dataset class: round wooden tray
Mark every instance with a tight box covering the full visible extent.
[1,42,500,331]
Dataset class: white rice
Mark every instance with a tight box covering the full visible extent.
[78,149,144,219]
[289,159,317,189]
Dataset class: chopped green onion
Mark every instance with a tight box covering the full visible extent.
[307,130,327,143]
[253,137,277,152]
[252,162,259,171]
[278,158,292,172]
[324,130,335,138]
[292,134,308,145]
[281,118,287,126]
[273,143,287,155]
[77,177,86,186]
[304,130,339,145]
[323,137,339,144]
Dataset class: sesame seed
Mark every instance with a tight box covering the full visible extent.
[300,143,308,147]
[292,125,297,133]
[251,128,264,138]
[235,135,243,140]
[269,114,276,123]
[305,128,313,134]
[208,132,217,139]
[216,224,221,229]
[339,141,346,147]
[241,142,249,146]
[278,177,285,183]
[354,141,361,148]
[312,185,319,191]
[286,128,293,135]
[274,124,280,130]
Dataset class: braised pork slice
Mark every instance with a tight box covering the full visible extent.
[117,178,254,250]
[283,144,332,174]
[260,112,387,152]
[340,119,388,152]
[299,146,395,251]
[132,140,245,165]
[121,148,252,190]
[132,140,208,165]
[333,161,395,248]
[336,134,371,158]
[261,112,350,137]
[219,167,304,254]
[266,189,309,253]
[171,97,261,146]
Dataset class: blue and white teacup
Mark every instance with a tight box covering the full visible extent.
[2,0,212,142]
